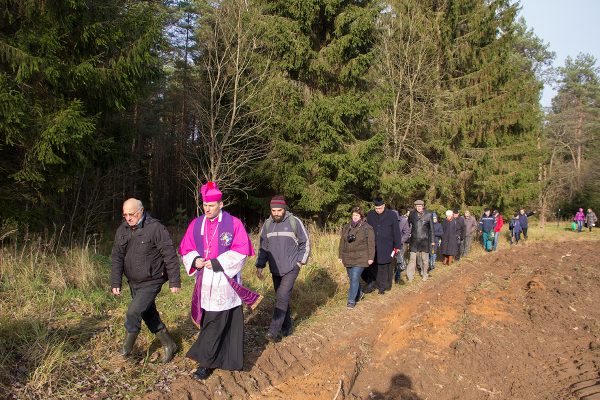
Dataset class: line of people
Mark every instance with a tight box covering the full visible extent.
[110,184,311,381]
[109,184,537,383]
[337,198,536,309]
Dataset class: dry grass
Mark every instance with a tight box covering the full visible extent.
[0,221,597,399]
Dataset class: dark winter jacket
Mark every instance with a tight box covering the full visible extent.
[433,222,444,239]
[456,216,466,240]
[256,212,310,276]
[519,211,535,228]
[111,213,181,289]
[440,219,462,256]
[408,210,434,253]
[398,215,411,245]
[479,214,496,233]
[338,219,376,268]
[366,208,402,264]
[510,217,522,234]
[433,222,443,251]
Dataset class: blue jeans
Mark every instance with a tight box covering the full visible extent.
[346,266,365,305]
[577,220,583,232]
[492,231,500,251]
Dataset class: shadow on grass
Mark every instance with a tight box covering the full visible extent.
[0,312,111,395]
[173,265,341,371]
[368,373,422,400]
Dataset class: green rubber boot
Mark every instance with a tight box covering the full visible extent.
[156,328,177,363]
[120,332,138,357]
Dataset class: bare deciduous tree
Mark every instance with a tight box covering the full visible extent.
[184,0,271,211]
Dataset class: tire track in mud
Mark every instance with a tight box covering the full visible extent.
[145,241,600,400]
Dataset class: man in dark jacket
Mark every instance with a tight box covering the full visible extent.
[479,209,495,252]
[407,200,435,282]
[519,209,535,239]
[366,197,402,294]
[453,209,465,261]
[111,198,180,362]
[394,207,411,284]
[256,195,310,342]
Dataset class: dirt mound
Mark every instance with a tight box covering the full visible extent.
[144,241,600,400]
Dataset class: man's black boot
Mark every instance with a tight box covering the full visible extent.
[156,328,177,363]
[120,332,138,357]
[193,366,214,380]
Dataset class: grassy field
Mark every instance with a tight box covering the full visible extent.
[0,220,597,399]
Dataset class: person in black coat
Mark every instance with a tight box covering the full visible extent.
[393,207,411,284]
[430,213,443,270]
[365,197,402,294]
[407,199,435,282]
[440,210,463,265]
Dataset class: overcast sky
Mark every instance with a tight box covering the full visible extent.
[518,0,600,107]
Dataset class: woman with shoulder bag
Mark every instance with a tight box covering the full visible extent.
[338,206,376,309]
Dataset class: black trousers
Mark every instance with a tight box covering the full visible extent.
[522,227,529,239]
[361,264,377,287]
[269,265,299,336]
[125,284,165,334]
[375,262,393,291]
[186,305,244,371]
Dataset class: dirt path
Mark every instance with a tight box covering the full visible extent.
[144,241,600,400]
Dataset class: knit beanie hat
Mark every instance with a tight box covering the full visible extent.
[270,195,288,209]
[200,181,222,202]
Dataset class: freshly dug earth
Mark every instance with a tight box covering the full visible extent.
[145,241,600,400]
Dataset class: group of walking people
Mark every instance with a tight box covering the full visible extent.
[111,183,311,381]
[337,198,535,309]
[572,208,597,232]
[110,183,539,383]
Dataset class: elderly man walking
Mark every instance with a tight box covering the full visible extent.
[365,197,401,294]
[179,182,256,380]
[111,198,180,363]
[462,210,478,256]
[256,196,310,343]
[407,200,435,282]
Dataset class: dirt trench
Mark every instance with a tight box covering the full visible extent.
[144,241,600,400]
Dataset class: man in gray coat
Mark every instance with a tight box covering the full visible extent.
[256,195,310,342]
[462,210,478,256]
[394,207,411,284]
[407,200,435,282]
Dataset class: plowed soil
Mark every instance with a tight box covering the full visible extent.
[144,241,600,400]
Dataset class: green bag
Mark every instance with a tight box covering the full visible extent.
[571,221,577,231]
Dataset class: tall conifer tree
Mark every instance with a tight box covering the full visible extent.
[255,0,380,221]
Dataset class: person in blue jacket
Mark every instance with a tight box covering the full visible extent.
[479,209,495,252]
[518,208,535,239]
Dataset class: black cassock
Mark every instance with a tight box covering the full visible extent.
[186,305,244,371]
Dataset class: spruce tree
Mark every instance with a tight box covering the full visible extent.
[0,0,163,224]
[255,0,380,222]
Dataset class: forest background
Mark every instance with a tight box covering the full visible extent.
[1,0,600,239]
[2,1,600,398]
